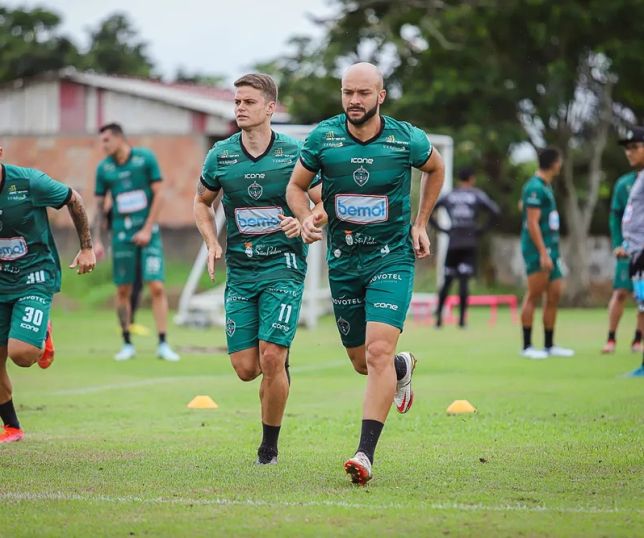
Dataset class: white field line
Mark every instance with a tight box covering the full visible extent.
[0,492,639,515]
[48,360,348,396]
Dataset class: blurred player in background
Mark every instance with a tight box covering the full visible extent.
[601,129,644,354]
[0,144,96,443]
[620,127,644,377]
[519,147,574,360]
[430,166,499,328]
[93,123,179,362]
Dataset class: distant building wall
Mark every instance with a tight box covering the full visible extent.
[3,135,209,228]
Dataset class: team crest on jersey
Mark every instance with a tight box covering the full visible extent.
[274,147,284,157]
[337,317,351,336]
[226,319,236,336]
[353,166,369,186]
[8,185,16,194]
[344,231,354,246]
[248,181,263,200]
[244,242,253,258]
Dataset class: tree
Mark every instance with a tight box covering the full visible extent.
[0,6,80,83]
[262,0,644,303]
[82,13,154,77]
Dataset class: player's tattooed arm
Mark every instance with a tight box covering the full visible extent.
[67,189,93,250]
[67,189,97,274]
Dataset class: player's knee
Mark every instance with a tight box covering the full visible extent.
[148,281,165,299]
[615,289,629,302]
[259,347,286,377]
[9,349,39,368]
[233,362,259,382]
[365,340,395,371]
[116,285,132,300]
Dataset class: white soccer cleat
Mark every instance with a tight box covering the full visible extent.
[393,352,416,414]
[521,346,548,360]
[344,451,372,485]
[546,346,575,357]
[157,343,180,362]
[114,344,136,361]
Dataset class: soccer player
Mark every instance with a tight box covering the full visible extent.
[194,74,314,465]
[601,129,644,354]
[519,147,574,359]
[93,123,179,362]
[430,167,500,328]
[620,127,644,377]
[0,144,96,443]
[286,62,445,484]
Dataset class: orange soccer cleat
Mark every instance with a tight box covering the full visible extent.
[0,425,24,443]
[38,320,55,369]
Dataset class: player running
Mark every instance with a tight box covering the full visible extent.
[194,74,316,465]
[519,147,574,359]
[601,129,644,354]
[93,123,179,362]
[0,144,95,443]
[430,166,499,328]
[286,62,445,484]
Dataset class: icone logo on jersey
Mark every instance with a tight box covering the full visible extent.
[335,195,389,224]
[235,206,283,235]
[244,173,266,179]
[0,237,28,261]
[350,157,374,165]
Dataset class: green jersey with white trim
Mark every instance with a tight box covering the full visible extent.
[95,147,161,242]
[0,164,72,298]
[520,175,559,254]
[299,114,432,263]
[201,131,307,280]
[609,171,636,249]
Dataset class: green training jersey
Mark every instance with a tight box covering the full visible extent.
[95,148,161,242]
[0,164,72,299]
[299,114,432,263]
[520,175,559,253]
[201,131,307,280]
[609,171,636,248]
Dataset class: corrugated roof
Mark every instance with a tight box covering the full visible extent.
[59,69,290,122]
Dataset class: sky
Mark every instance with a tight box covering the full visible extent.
[4,0,336,83]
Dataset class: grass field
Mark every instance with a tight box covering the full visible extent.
[1,307,642,537]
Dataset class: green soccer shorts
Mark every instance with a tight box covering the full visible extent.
[112,228,165,285]
[522,247,563,282]
[0,292,52,349]
[328,253,415,348]
[224,276,305,353]
[613,257,633,291]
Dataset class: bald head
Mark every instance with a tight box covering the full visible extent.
[342,62,384,90]
[341,62,386,127]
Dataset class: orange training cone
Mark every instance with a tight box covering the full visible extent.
[446,400,477,415]
[187,395,219,409]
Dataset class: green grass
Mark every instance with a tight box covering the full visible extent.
[1,307,642,537]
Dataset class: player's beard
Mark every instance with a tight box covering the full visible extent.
[345,102,379,126]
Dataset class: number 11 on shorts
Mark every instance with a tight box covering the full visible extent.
[284,253,298,269]
[278,303,292,323]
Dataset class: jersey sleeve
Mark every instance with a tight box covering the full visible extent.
[95,163,107,196]
[200,147,221,191]
[299,127,323,173]
[409,125,432,168]
[30,171,72,209]
[145,150,162,182]
[477,190,500,215]
[522,183,545,209]
[309,172,322,189]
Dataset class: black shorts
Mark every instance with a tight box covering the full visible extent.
[629,250,644,278]
[444,248,476,277]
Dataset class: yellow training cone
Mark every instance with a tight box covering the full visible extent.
[447,400,477,415]
[187,395,219,409]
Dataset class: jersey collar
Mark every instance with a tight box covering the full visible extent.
[240,130,276,163]
[344,115,385,146]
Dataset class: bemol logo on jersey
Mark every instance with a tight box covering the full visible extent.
[0,237,28,260]
[335,195,389,224]
[235,206,283,235]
